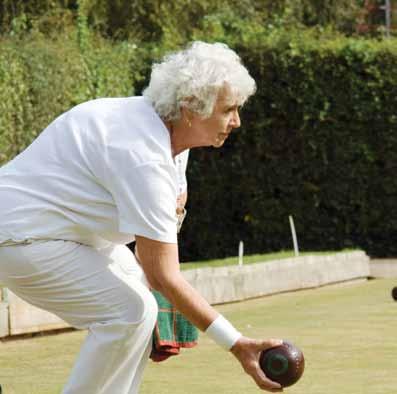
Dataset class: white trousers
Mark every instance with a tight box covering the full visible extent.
[0,240,158,394]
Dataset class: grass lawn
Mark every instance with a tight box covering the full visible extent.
[180,249,357,270]
[0,278,396,393]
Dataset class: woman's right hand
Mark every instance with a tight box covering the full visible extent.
[230,336,284,392]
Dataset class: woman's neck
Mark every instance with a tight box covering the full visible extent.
[164,119,189,157]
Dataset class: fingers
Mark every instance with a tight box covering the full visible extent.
[249,363,283,392]
[253,338,284,391]
[232,336,285,392]
[257,338,283,351]
[240,347,283,392]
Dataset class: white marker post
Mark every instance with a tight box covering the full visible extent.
[238,240,244,266]
[1,287,8,302]
[289,215,299,257]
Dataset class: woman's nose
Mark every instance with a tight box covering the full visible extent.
[231,110,241,128]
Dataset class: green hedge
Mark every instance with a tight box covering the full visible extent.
[1,26,396,260]
[0,30,144,164]
[179,29,397,260]
[0,0,362,38]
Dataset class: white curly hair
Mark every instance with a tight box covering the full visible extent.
[143,41,256,121]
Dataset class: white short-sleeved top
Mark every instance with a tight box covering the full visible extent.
[0,97,180,248]
[175,149,189,196]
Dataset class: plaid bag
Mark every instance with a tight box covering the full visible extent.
[150,290,198,362]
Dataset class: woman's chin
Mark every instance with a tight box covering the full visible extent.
[212,140,225,148]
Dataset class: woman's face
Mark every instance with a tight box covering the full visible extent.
[190,84,241,148]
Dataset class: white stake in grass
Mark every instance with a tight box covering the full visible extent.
[238,240,244,266]
[289,215,299,257]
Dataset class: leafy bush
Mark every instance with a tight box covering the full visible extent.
[0,0,364,39]
[0,30,144,164]
[1,15,396,261]
[179,29,397,260]
[0,43,33,162]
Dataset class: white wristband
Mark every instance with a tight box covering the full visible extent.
[205,315,242,350]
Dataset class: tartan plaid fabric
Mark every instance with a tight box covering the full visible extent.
[150,290,198,362]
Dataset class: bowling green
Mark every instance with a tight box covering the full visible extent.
[0,278,396,393]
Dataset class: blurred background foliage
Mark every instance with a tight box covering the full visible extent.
[0,0,365,39]
[1,0,396,260]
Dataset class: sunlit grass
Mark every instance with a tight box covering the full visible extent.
[143,278,397,394]
[180,249,359,270]
[0,278,395,394]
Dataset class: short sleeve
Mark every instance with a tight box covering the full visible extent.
[175,149,189,194]
[98,148,178,243]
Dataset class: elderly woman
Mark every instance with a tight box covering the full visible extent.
[0,42,283,393]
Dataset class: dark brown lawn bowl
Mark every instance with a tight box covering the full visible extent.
[259,340,305,388]
[392,287,397,301]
